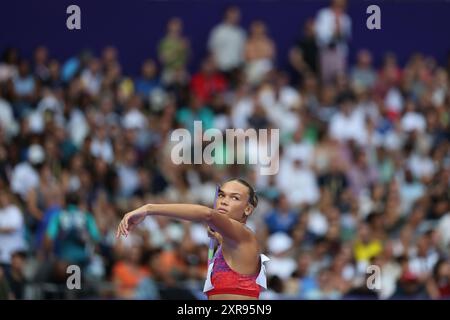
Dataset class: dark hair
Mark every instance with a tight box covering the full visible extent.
[223,178,258,208]
[65,192,80,206]
[11,250,27,260]
[433,259,448,280]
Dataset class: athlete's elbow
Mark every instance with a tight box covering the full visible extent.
[203,207,215,223]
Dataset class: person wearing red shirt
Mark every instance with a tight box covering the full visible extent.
[190,56,228,104]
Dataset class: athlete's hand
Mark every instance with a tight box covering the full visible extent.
[206,226,223,244]
[116,207,147,238]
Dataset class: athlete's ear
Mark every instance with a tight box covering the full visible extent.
[244,204,253,216]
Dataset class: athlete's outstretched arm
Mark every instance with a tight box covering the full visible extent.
[116,203,251,244]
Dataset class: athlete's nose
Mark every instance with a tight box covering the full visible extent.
[219,197,229,207]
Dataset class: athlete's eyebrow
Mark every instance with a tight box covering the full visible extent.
[218,188,243,197]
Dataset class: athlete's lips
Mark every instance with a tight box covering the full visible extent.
[217,208,228,214]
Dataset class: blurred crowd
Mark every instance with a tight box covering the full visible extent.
[0,1,449,300]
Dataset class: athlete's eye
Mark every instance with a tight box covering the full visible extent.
[232,196,239,200]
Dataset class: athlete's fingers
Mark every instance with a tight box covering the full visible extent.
[207,226,220,241]
[124,214,129,231]
[120,220,127,237]
[117,221,124,237]
[206,226,214,237]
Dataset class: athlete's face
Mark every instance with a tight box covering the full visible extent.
[216,181,253,222]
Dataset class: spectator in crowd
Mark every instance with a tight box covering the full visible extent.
[81,58,103,97]
[0,266,13,299]
[266,232,297,280]
[134,59,160,99]
[12,129,45,169]
[4,251,27,299]
[11,59,38,118]
[351,49,377,92]
[0,190,27,272]
[0,47,19,83]
[190,56,228,105]
[45,193,100,270]
[329,91,368,146]
[112,245,150,299]
[315,0,352,84]
[244,20,276,86]
[33,46,50,83]
[259,71,302,139]
[277,157,320,207]
[289,18,319,85]
[176,94,214,134]
[353,223,383,273]
[426,259,450,299]
[0,89,19,139]
[208,6,246,80]
[318,158,348,205]
[264,194,298,235]
[158,17,190,87]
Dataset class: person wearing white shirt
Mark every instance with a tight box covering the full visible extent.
[284,127,314,167]
[408,153,435,180]
[401,100,426,133]
[81,58,103,96]
[0,96,19,139]
[329,93,368,145]
[10,144,43,199]
[408,235,439,277]
[265,232,296,280]
[315,0,352,83]
[0,191,26,266]
[437,213,450,253]
[259,73,302,137]
[122,108,148,131]
[122,95,148,131]
[276,158,320,207]
[117,148,140,197]
[208,6,246,73]
[232,92,254,129]
[90,125,114,164]
[67,106,89,148]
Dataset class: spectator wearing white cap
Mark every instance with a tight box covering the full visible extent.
[265,232,296,280]
[10,144,44,199]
